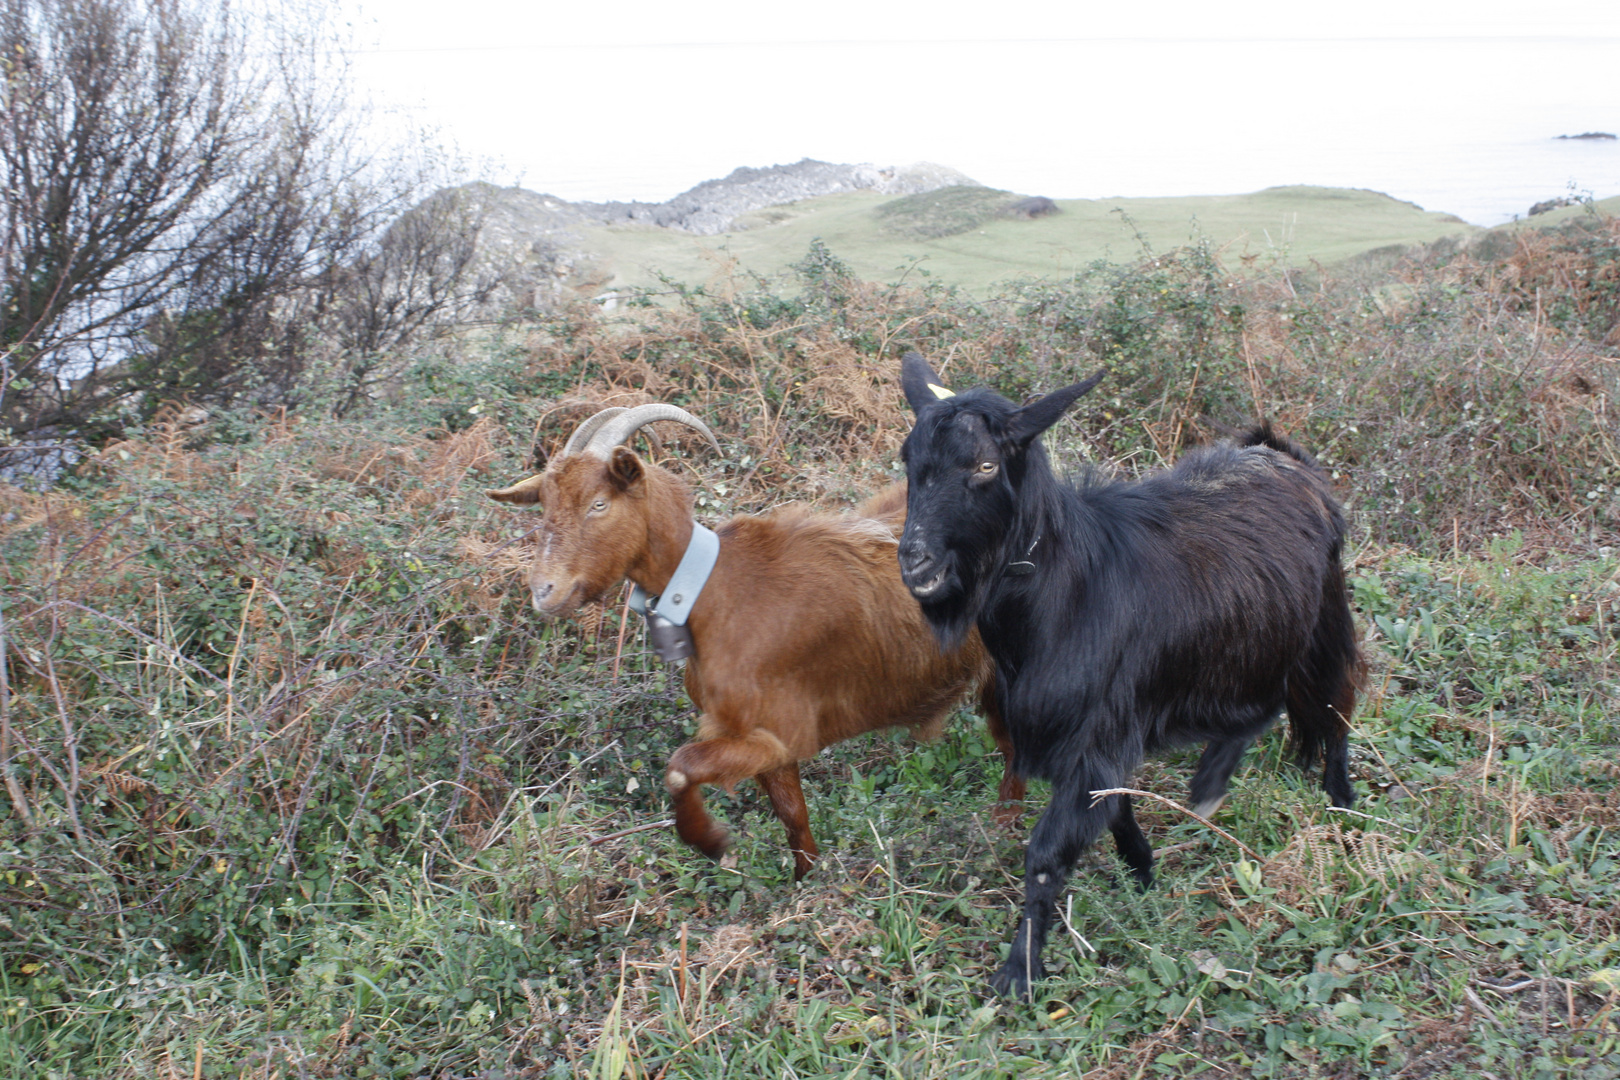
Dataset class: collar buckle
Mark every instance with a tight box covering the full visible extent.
[1005,531,1041,577]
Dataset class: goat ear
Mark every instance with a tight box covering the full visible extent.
[900,351,955,414]
[607,446,645,492]
[1005,369,1108,448]
[486,475,544,505]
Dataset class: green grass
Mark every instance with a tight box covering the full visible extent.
[3,213,1619,1077]
[587,185,1479,295]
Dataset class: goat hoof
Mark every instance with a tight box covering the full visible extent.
[991,803,1024,829]
[688,827,729,861]
[988,960,1042,1001]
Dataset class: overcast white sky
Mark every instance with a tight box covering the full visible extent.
[348,0,1620,46]
[342,0,1620,221]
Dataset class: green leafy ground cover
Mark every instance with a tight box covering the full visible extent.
[3,211,1619,1078]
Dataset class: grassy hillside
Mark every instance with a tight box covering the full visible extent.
[3,210,1619,1077]
[586,185,1481,295]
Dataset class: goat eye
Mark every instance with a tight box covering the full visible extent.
[977,461,998,475]
[590,498,608,513]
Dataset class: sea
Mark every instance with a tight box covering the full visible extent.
[357,35,1620,226]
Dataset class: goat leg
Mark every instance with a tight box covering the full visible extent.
[1320,728,1355,809]
[755,763,820,881]
[664,727,795,866]
[982,685,1026,827]
[1290,668,1359,810]
[1286,565,1362,809]
[669,782,730,860]
[1187,733,1261,818]
[991,775,1118,999]
[1107,794,1154,889]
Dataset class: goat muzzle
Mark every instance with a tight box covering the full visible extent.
[528,577,583,617]
[906,566,951,599]
[898,544,950,598]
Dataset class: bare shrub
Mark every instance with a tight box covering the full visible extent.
[0,0,489,449]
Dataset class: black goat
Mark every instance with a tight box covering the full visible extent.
[895,352,1361,998]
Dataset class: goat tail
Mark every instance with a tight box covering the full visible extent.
[1239,420,1324,471]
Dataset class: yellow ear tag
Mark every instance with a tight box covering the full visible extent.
[928,383,956,399]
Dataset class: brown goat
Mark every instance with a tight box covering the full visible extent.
[487,404,1022,879]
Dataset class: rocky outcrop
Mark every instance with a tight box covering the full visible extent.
[450,183,612,312]
[440,161,983,311]
[574,159,979,235]
[1555,132,1617,141]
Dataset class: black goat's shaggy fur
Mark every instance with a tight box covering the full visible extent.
[895,352,1361,998]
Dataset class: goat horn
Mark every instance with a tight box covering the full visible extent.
[583,403,722,458]
[560,407,628,457]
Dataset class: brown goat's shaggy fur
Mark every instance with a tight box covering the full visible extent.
[488,448,1019,879]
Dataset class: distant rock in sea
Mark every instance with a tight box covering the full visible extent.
[1528,195,1581,216]
[1555,132,1617,141]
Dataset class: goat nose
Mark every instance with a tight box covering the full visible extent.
[531,581,555,610]
[898,541,935,579]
